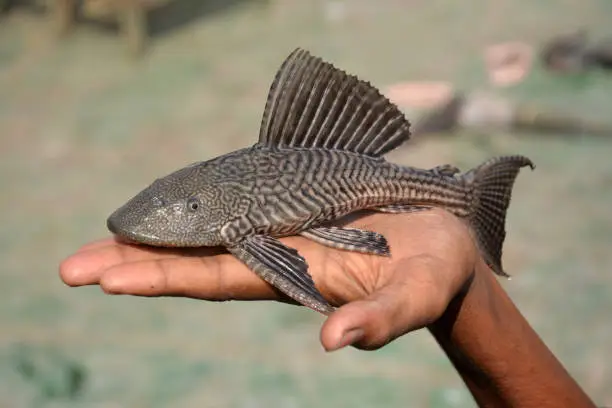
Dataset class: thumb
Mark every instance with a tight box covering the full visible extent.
[319,255,454,352]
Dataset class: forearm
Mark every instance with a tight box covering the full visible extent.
[429,261,596,408]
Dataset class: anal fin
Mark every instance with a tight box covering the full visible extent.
[300,227,390,256]
[228,235,334,315]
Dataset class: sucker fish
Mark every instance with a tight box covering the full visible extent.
[107,48,534,315]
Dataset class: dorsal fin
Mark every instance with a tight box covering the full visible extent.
[257,48,411,156]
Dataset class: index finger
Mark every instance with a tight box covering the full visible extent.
[98,253,280,301]
[59,239,289,302]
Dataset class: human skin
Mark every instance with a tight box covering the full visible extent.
[59,209,596,407]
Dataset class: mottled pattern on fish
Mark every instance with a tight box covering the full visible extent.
[107,48,534,315]
[170,147,470,245]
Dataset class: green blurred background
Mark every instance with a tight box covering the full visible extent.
[1,1,611,407]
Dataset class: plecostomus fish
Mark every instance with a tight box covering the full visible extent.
[107,48,534,315]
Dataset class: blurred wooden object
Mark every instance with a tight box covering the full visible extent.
[456,92,612,138]
[389,85,612,139]
[51,0,171,55]
[53,0,75,37]
[511,103,612,136]
[121,0,148,55]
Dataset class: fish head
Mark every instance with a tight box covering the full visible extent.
[107,164,224,247]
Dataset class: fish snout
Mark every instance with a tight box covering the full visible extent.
[106,209,129,237]
[106,211,146,244]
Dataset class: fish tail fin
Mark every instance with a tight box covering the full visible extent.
[462,155,535,277]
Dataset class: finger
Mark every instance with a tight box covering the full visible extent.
[76,237,117,252]
[60,245,162,286]
[59,243,218,287]
[320,255,453,351]
[99,254,279,301]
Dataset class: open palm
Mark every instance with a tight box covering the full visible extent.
[60,208,478,351]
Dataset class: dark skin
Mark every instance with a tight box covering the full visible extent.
[60,209,596,407]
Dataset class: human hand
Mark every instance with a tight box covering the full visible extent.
[60,209,479,352]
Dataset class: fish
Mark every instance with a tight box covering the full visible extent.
[106,48,534,315]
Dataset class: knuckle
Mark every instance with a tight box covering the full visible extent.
[357,303,398,350]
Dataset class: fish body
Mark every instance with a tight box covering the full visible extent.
[107,49,534,314]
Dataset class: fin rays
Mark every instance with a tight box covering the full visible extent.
[231,235,334,314]
[258,48,411,157]
[300,227,390,256]
[463,155,535,277]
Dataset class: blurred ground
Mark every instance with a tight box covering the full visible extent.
[0,1,611,407]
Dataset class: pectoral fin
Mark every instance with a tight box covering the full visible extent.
[375,204,432,214]
[300,226,390,256]
[228,235,334,315]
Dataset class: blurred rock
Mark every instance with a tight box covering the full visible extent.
[541,30,591,74]
[541,30,612,74]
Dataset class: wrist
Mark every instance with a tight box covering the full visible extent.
[428,259,496,352]
[428,260,596,407]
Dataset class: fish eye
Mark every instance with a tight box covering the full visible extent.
[187,197,201,211]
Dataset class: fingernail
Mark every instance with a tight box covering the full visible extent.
[330,328,364,352]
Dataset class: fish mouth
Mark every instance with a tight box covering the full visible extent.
[106,213,165,247]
